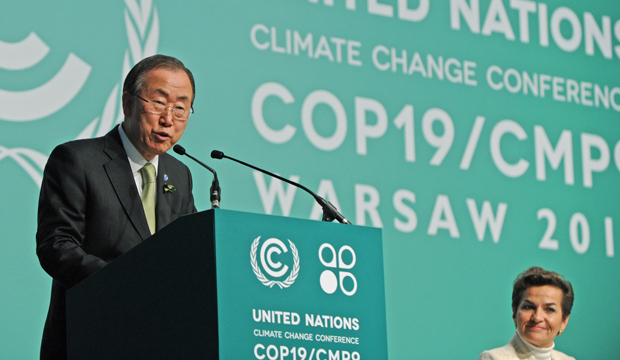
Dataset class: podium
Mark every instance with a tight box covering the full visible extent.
[66,209,387,359]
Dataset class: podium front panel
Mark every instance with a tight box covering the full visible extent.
[213,209,388,359]
[66,209,387,359]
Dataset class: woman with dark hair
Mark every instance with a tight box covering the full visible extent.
[478,266,575,360]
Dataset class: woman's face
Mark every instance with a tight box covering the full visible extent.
[513,285,569,348]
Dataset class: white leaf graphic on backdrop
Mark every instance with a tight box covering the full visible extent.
[0,32,49,70]
[0,53,91,122]
[0,146,48,187]
[1,1,159,186]
[80,0,160,141]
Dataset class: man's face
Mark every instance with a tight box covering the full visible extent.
[122,68,193,161]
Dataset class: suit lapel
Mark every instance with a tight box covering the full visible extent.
[103,126,152,241]
[511,332,535,359]
[155,155,173,230]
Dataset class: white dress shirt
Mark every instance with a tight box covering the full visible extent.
[118,123,159,199]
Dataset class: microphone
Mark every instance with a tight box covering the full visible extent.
[173,145,221,209]
[210,150,351,225]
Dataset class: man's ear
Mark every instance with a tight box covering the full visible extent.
[121,92,133,117]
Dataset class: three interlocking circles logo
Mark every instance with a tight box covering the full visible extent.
[319,244,357,296]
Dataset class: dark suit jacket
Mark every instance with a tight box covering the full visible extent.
[36,126,196,360]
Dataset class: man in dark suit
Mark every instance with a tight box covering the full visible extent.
[36,55,197,360]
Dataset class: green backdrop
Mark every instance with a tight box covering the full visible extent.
[1,1,618,358]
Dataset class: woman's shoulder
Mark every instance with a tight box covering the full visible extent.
[478,344,576,360]
[478,343,518,360]
[552,349,576,360]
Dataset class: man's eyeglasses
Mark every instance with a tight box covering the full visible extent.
[134,94,193,121]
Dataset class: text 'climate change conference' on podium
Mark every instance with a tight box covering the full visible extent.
[66,209,388,359]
